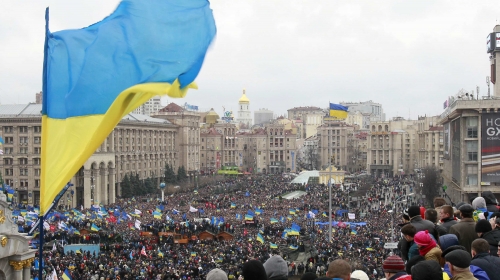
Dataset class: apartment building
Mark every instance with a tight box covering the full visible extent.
[317,121,355,171]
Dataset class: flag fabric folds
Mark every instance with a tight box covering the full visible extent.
[329,103,348,119]
[62,268,72,280]
[257,233,264,244]
[270,243,278,249]
[90,224,100,232]
[40,0,216,214]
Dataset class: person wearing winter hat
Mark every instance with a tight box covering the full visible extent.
[242,260,267,280]
[207,268,228,280]
[414,230,443,266]
[442,246,489,280]
[382,255,408,280]
[263,255,288,280]
[449,204,477,254]
[475,219,492,237]
[326,259,351,280]
[444,249,475,280]
[350,270,369,280]
[410,260,444,280]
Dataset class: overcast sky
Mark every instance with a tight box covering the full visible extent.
[1,1,499,120]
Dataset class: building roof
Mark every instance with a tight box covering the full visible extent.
[287,106,322,111]
[158,102,184,113]
[428,126,443,131]
[239,90,250,104]
[0,103,171,124]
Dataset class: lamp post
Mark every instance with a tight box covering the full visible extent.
[91,176,95,206]
[70,189,74,209]
[389,193,414,242]
[160,182,166,202]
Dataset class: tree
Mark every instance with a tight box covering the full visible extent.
[121,174,132,198]
[164,163,177,185]
[420,166,441,207]
[177,166,187,182]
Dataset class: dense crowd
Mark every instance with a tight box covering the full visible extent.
[9,173,500,280]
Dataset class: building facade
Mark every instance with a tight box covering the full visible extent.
[0,103,190,209]
[254,108,274,125]
[287,106,324,139]
[416,115,444,172]
[317,121,355,171]
[131,96,162,116]
[340,100,385,129]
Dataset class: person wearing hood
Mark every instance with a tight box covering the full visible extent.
[263,255,288,280]
[481,191,499,213]
[472,197,491,220]
[414,230,444,266]
[471,239,500,280]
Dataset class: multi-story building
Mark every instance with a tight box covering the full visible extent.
[317,121,355,171]
[340,100,385,129]
[346,130,368,173]
[254,108,274,125]
[236,90,252,128]
[345,110,363,128]
[439,98,500,202]
[298,135,320,170]
[132,96,162,116]
[264,122,297,173]
[239,128,268,173]
[154,103,200,175]
[416,115,444,172]
[287,106,324,139]
[0,103,180,209]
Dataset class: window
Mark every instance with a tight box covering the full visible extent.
[467,165,478,185]
[20,179,28,187]
[18,158,28,165]
[3,158,12,165]
[34,169,41,176]
[35,179,40,188]
[19,168,28,176]
[19,137,28,144]
[466,141,478,161]
[466,117,478,138]
[19,126,28,133]
[3,126,13,133]
[34,126,41,133]
[34,147,41,154]
[4,148,13,154]
[34,137,41,144]
[33,158,41,165]
[20,147,28,154]
[4,169,13,176]
[4,137,13,144]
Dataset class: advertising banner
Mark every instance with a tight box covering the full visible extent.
[481,113,500,183]
[443,123,450,159]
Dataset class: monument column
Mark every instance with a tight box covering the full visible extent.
[83,169,91,209]
[23,258,34,280]
[9,260,23,280]
[109,168,116,204]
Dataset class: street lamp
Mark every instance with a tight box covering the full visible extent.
[389,193,414,242]
[160,182,166,202]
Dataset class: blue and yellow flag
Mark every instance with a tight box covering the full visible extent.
[62,268,72,280]
[91,224,100,232]
[270,243,278,249]
[231,203,236,208]
[329,103,348,119]
[40,0,216,214]
[270,218,279,224]
[289,244,298,250]
[257,233,265,244]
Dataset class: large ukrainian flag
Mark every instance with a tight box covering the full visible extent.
[329,103,348,119]
[41,0,216,214]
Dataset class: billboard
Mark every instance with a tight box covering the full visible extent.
[481,113,500,183]
[451,118,461,184]
[443,123,450,159]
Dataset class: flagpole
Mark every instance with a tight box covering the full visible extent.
[328,121,332,243]
[38,214,44,280]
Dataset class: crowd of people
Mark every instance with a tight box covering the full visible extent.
[8,173,500,280]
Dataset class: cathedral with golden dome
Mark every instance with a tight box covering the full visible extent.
[236,89,252,128]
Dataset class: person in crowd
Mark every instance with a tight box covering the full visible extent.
[470,239,500,280]
[481,191,500,213]
[442,245,489,280]
[414,230,443,266]
[325,259,351,280]
[439,205,458,233]
[482,216,500,256]
[439,234,459,252]
[207,269,228,280]
[300,272,318,280]
[400,224,419,260]
[350,270,369,280]
[382,255,408,280]
[410,260,444,280]
[434,197,447,209]
[425,208,447,237]
[444,249,477,280]
[263,255,288,280]
[242,260,268,280]
[408,205,438,240]
[449,204,477,253]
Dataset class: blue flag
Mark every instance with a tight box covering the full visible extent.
[39,0,216,214]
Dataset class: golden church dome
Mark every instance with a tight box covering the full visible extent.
[239,89,250,104]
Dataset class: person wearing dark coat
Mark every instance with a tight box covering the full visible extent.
[482,191,499,213]
[475,219,500,256]
[439,205,458,233]
[471,239,500,280]
[408,206,438,240]
[410,260,444,280]
[449,204,477,254]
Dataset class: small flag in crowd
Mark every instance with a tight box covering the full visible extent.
[270,243,278,249]
[257,233,264,244]
[62,268,72,280]
[91,224,100,232]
